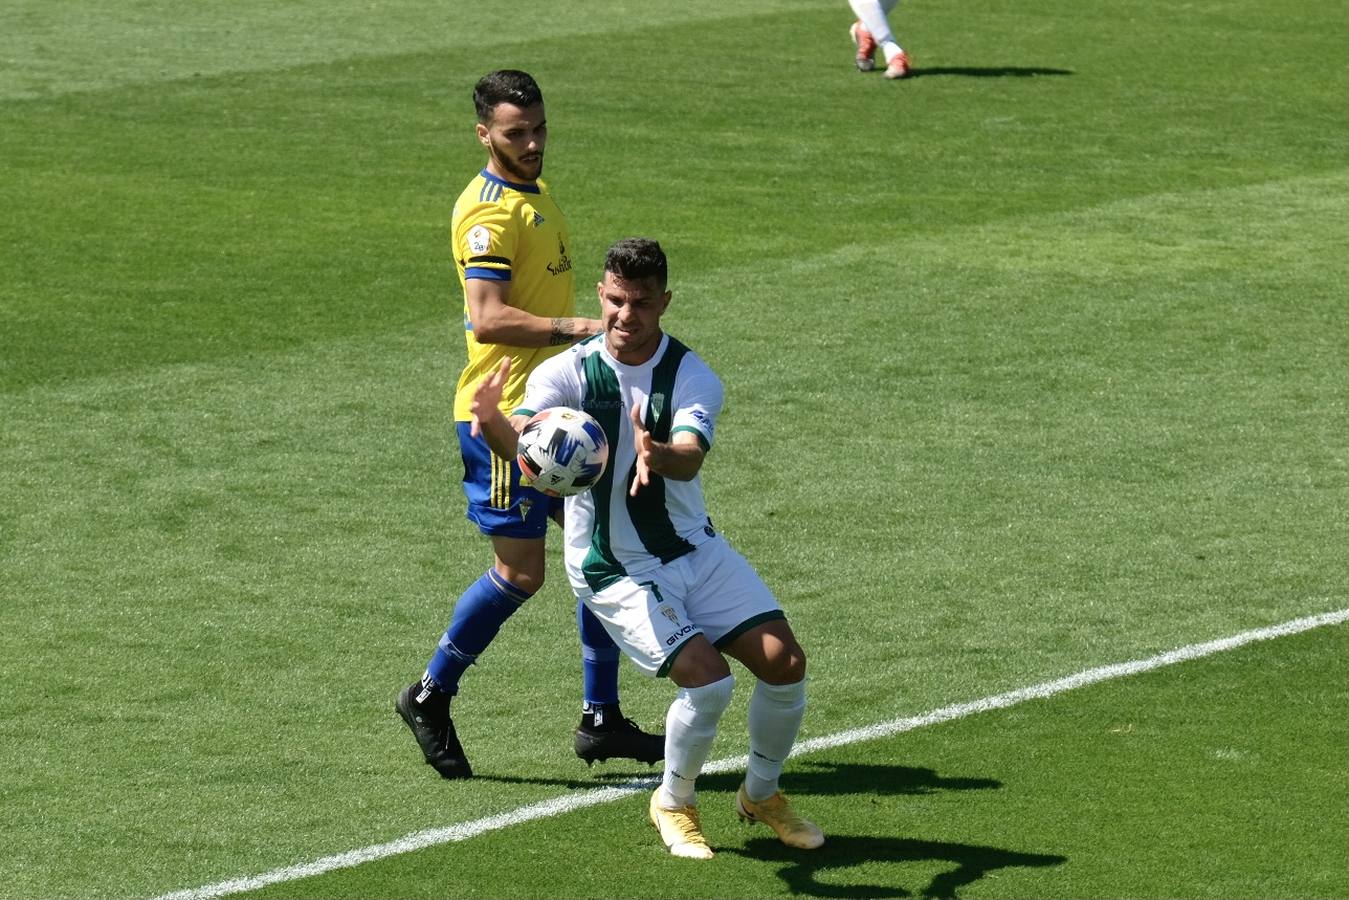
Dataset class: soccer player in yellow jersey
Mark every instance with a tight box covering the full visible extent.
[396,70,663,779]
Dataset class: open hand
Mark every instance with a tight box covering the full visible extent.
[629,401,654,496]
[469,357,511,439]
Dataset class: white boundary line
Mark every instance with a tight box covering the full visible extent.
[153,607,1349,900]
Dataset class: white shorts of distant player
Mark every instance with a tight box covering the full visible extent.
[579,535,784,678]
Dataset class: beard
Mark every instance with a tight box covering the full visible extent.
[489,139,543,183]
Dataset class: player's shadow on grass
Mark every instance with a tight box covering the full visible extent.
[473,771,658,790]
[694,761,1002,797]
[477,760,1003,794]
[708,763,1059,898]
[727,835,1067,899]
[908,66,1074,78]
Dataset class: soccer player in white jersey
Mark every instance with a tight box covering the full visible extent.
[468,238,824,858]
[849,0,911,78]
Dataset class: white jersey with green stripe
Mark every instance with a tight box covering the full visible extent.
[517,333,723,595]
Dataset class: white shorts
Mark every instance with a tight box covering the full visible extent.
[577,535,784,677]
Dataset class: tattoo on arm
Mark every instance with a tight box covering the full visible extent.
[549,317,574,345]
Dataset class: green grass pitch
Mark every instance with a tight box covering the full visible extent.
[2,1,1347,898]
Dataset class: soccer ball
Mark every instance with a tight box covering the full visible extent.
[515,407,609,497]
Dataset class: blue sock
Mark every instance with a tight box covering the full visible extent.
[577,600,621,708]
[424,570,531,696]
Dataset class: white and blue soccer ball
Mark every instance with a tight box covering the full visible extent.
[516,407,609,497]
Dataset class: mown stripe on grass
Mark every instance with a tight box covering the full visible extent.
[0,0,827,100]
[150,606,1349,900]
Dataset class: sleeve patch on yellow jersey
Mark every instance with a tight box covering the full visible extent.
[467,225,492,255]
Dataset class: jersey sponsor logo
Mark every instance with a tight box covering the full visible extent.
[547,236,573,276]
[689,408,714,439]
[664,624,697,647]
[467,225,491,255]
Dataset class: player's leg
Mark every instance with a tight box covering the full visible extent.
[849,0,910,78]
[684,538,823,849]
[722,619,808,800]
[548,502,664,766]
[580,575,728,858]
[650,635,733,859]
[721,619,824,849]
[573,598,664,765]
[878,0,910,78]
[722,618,807,792]
[848,3,880,72]
[397,535,543,779]
[432,533,545,690]
[849,0,896,47]
[397,424,549,779]
[581,572,733,791]
[722,616,806,684]
[662,636,735,806]
[578,597,620,709]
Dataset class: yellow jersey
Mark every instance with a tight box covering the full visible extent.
[451,169,575,421]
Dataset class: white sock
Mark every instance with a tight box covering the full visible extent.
[744,678,806,802]
[882,40,905,62]
[659,675,735,809]
[849,0,896,46]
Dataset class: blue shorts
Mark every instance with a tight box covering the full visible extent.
[457,422,563,538]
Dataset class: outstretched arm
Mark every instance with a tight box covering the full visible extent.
[629,403,706,497]
[468,358,529,460]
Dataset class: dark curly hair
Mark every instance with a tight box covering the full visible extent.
[473,70,544,124]
[604,238,668,290]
